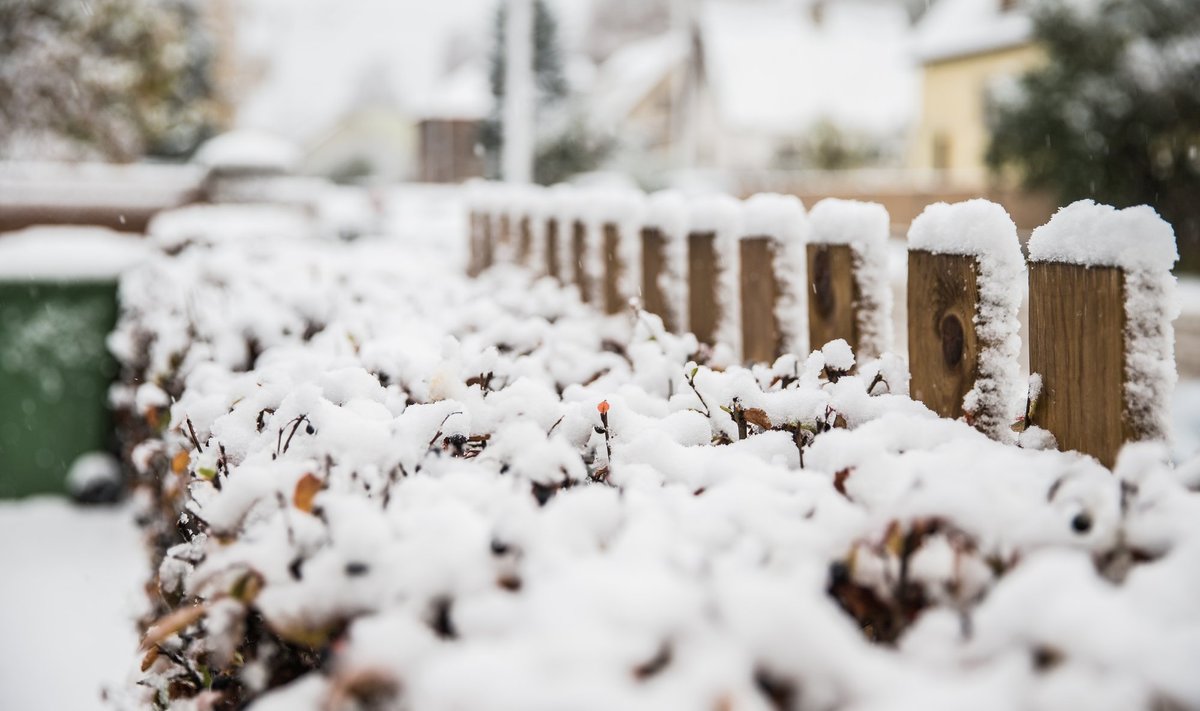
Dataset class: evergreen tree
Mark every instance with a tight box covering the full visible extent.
[482,0,609,184]
[0,0,219,161]
[986,0,1200,271]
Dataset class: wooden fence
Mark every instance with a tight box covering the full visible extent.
[466,185,1180,469]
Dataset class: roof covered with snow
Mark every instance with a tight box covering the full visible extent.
[414,63,493,121]
[700,0,918,137]
[914,0,1034,64]
[590,32,690,127]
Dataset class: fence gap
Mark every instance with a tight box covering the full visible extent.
[906,250,981,420]
[740,237,783,363]
[688,231,719,345]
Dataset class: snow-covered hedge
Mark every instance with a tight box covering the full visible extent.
[111,196,1200,711]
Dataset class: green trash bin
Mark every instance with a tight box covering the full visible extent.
[0,227,148,497]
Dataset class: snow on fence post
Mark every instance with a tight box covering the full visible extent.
[806,198,893,361]
[1026,200,1179,468]
[597,189,643,315]
[738,193,808,364]
[686,194,742,349]
[639,191,688,332]
[906,199,1024,441]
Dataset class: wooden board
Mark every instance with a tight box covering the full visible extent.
[602,223,623,314]
[641,227,676,331]
[544,218,560,280]
[1028,261,1127,468]
[480,214,494,270]
[518,216,532,264]
[572,220,591,301]
[806,243,859,354]
[740,237,783,364]
[688,231,720,345]
[907,250,980,420]
[467,212,480,276]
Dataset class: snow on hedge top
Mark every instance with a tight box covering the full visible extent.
[193,129,301,174]
[740,192,806,242]
[0,226,149,281]
[1028,200,1179,273]
[908,198,1022,267]
[809,198,889,246]
[643,190,689,239]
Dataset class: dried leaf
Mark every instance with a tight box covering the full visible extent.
[293,473,321,513]
[833,468,853,499]
[140,645,159,672]
[744,407,772,430]
[171,450,190,474]
[140,603,208,651]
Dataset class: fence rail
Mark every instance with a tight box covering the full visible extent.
[465,183,1180,469]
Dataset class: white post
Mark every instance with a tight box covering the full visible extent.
[503,0,535,184]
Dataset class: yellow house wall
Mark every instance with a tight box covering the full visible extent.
[910,43,1045,178]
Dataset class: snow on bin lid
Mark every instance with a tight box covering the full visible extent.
[1027,199,1178,272]
[0,226,149,281]
[193,129,301,174]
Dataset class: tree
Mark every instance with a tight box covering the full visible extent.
[0,0,219,161]
[482,0,609,184]
[986,0,1200,271]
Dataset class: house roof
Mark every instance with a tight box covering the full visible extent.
[415,63,492,121]
[914,0,1034,64]
[590,32,691,127]
[699,0,917,137]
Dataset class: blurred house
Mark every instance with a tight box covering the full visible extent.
[590,0,918,180]
[909,0,1043,182]
[414,64,490,184]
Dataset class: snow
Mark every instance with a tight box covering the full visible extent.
[809,198,894,359]
[908,199,1026,441]
[1028,200,1179,273]
[914,0,1034,63]
[0,499,147,711]
[193,130,302,174]
[93,185,1200,710]
[1030,200,1180,443]
[0,226,150,281]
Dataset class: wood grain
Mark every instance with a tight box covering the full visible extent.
[907,250,980,420]
[806,243,860,354]
[740,237,783,364]
[641,227,676,331]
[602,223,624,314]
[1028,261,1127,468]
[544,218,560,280]
[688,231,720,345]
[572,220,591,301]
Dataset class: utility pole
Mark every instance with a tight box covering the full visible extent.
[502,0,535,183]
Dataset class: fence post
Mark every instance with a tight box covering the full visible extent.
[598,190,643,316]
[572,217,592,302]
[738,193,807,364]
[1026,200,1178,467]
[906,199,1024,441]
[686,195,742,349]
[806,198,893,360]
[640,191,688,332]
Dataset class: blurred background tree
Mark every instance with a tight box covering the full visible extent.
[0,0,219,162]
[987,0,1200,271]
[481,0,609,184]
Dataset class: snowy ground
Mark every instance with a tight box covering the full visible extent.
[0,499,146,711]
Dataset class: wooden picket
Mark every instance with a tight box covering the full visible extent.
[906,250,980,421]
[641,226,675,331]
[806,243,859,356]
[572,219,591,302]
[602,223,624,315]
[688,231,720,345]
[544,217,560,280]
[740,237,783,364]
[1027,262,1127,467]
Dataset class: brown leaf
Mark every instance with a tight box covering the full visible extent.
[744,407,772,430]
[293,473,321,513]
[171,450,190,474]
[140,645,159,672]
[833,468,853,499]
[140,603,208,651]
